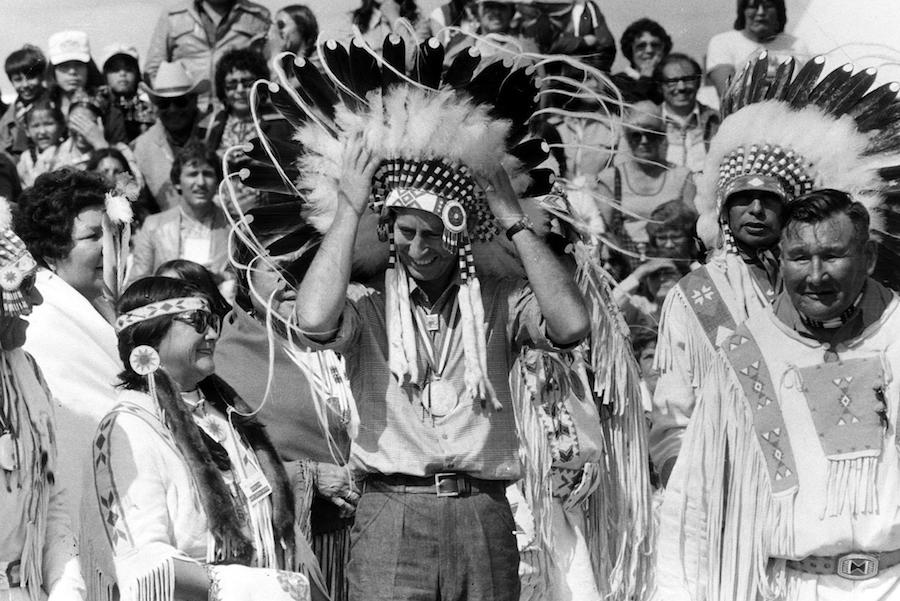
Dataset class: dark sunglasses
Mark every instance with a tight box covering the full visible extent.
[173,310,221,334]
[154,95,194,109]
[224,78,255,91]
[625,130,665,142]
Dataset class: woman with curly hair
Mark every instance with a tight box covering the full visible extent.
[84,276,324,601]
[610,18,672,104]
[15,168,123,552]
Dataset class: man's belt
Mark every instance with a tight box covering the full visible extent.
[786,550,900,581]
[0,560,21,590]
[363,473,507,497]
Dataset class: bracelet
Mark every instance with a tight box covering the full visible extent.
[505,216,535,241]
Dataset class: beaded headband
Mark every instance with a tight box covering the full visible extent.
[115,297,210,333]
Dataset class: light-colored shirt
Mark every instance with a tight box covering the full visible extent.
[298,276,559,480]
[662,104,718,174]
[706,29,810,77]
[179,207,214,266]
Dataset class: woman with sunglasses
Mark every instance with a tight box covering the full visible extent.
[706,0,810,99]
[86,276,324,601]
[609,18,671,104]
[596,101,696,270]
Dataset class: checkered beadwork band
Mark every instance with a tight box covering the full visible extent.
[115,297,210,333]
[371,158,500,245]
[716,144,814,211]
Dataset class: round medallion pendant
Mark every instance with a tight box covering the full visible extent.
[426,379,458,417]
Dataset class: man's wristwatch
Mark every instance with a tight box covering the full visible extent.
[505,216,535,241]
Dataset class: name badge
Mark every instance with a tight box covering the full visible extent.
[239,469,272,506]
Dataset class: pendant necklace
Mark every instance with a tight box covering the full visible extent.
[413,297,460,418]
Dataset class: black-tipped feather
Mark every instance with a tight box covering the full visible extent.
[293,58,339,117]
[510,138,550,171]
[239,164,299,194]
[853,83,900,131]
[825,67,878,116]
[245,136,303,168]
[523,168,555,197]
[414,38,444,90]
[442,47,480,89]
[784,56,826,108]
[495,67,538,128]
[466,60,512,105]
[764,57,795,101]
[268,83,314,128]
[348,38,382,98]
[322,40,362,109]
[741,53,771,107]
[806,63,853,110]
[864,120,900,156]
[381,34,406,91]
[245,203,311,236]
[720,59,754,117]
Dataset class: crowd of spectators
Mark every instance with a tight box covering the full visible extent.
[0,0,812,407]
[0,1,818,598]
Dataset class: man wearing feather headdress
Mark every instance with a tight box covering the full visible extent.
[291,131,589,601]
[0,201,86,601]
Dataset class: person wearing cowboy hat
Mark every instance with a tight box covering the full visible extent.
[143,0,270,110]
[132,62,210,212]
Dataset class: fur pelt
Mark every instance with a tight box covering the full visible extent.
[154,373,294,566]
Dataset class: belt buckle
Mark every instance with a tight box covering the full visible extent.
[837,553,879,580]
[434,472,459,497]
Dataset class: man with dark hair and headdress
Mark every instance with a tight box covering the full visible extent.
[248,36,591,601]
[0,198,86,601]
[653,55,900,600]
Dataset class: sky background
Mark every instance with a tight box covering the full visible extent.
[0,0,897,99]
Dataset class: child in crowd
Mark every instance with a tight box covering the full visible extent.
[100,44,155,142]
[16,99,65,187]
[46,30,128,145]
[56,100,144,182]
[0,45,48,157]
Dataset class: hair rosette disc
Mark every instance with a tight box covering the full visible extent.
[129,345,161,376]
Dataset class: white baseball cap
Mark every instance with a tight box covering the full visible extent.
[48,30,92,65]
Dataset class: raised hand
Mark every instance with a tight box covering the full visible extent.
[338,132,381,218]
